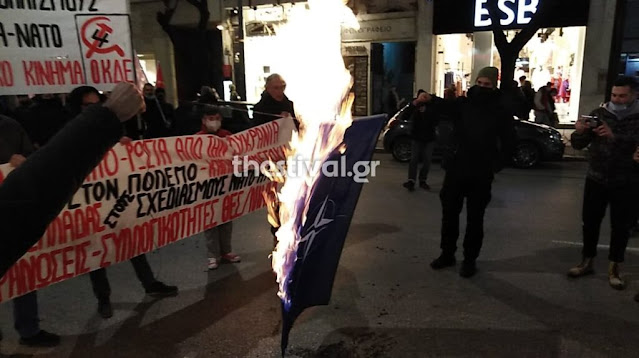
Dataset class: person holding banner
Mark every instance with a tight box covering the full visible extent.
[197,106,241,270]
[66,84,179,318]
[0,115,60,347]
[0,82,145,280]
[142,83,174,139]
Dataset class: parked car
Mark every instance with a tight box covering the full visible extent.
[382,105,565,168]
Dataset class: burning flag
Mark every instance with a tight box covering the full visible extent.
[260,0,387,354]
[277,114,386,354]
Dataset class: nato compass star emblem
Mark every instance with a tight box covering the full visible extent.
[299,197,335,261]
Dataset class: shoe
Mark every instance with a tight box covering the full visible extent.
[208,257,219,270]
[460,260,477,278]
[402,180,415,192]
[608,262,626,290]
[567,257,594,277]
[97,299,113,319]
[430,254,456,270]
[145,281,178,297]
[19,330,60,347]
[419,181,431,190]
[221,253,241,263]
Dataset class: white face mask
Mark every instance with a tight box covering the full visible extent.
[205,120,221,132]
[610,102,629,112]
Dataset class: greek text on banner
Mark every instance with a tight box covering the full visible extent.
[0,118,294,303]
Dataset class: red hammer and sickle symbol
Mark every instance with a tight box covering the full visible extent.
[81,16,125,58]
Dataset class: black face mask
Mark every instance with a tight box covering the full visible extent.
[469,85,496,99]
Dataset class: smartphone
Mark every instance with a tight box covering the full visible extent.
[581,115,601,128]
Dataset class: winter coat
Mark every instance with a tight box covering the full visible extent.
[405,99,440,143]
[252,92,296,127]
[0,115,34,164]
[143,97,174,138]
[439,86,517,179]
[571,100,639,187]
[22,98,71,147]
[0,105,122,277]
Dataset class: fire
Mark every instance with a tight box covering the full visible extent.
[266,0,359,309]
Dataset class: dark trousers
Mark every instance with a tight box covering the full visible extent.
[439,172,493,261]
[408,140,435,182]
[89,254,156,301]
[581,178,638,263]
[13,291,39,338]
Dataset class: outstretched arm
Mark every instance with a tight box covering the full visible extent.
[0,83,144,277]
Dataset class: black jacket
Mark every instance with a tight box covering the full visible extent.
[252,92,296,127]
[143,97,174,138]
[22,98,71,147]
[0,105,122,277]
[0,115,34,163]
[441,86,517,178]
[405,99,440,143]
[571,101,639,187]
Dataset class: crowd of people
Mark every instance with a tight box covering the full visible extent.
[400,68,639,300]
[0,74,296,347]
[1,70,639,349]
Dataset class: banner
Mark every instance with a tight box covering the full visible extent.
[0,119,294,303]
[0,0,134,95]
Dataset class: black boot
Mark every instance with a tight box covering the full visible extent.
[19,330,60,347]
[430,254,456,270]
[402,180,415,192]
[459,260,477,278]
[98,299,113,319]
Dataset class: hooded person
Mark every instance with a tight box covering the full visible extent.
[569,76,639,291]
[196,105,241,269]
[417,66,516,278]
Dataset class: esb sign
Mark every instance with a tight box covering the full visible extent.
[474,0,538,28]
[433,0,590,35]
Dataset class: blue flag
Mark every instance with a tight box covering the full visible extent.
[280,114,387,355]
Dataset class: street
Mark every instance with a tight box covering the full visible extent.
[1,154,639,358]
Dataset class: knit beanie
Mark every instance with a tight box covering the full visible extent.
[476,66,499,88]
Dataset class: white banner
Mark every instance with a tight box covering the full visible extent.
[0,119,294,303]
[0,0,134,95]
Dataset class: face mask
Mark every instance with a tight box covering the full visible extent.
[470,85,494,97]
[609,102,628,112]
[205,120,221,132]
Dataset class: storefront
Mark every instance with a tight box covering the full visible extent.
[614,0,639,83]
[432,0,591,125]
[239,3,417,116]
[341,12,417,116]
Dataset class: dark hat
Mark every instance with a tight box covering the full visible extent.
[199,104,220,117]
[476,67,499,88]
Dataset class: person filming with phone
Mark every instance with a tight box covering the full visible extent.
[568,76,639,292]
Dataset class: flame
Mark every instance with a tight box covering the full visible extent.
[266,0,359,310]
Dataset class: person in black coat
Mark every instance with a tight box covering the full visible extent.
[22,94,71,148]
[425,66,516,278]
[402,89,440,191]
[252,74,297,127]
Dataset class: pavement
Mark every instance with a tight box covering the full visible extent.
[1,154,638,358]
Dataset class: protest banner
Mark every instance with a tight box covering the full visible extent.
[0,118,294,303]
[0,0,134,95]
